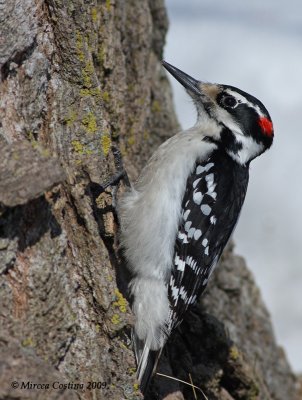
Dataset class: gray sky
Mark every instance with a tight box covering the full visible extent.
[165,0,302,372]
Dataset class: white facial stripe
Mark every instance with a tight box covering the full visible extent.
[227,134,264,165]
[215,107,244,136]
[215,93,265,165]
[225,89,264,117]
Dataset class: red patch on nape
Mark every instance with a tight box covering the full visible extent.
[258,117,273,136]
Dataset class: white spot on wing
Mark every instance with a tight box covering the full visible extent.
[189,294,197,304]
[205,246,209,255]
[186,255,192,265]
[188,227,196,238]
[179,286,188,302]
[205,163,214,171]
[193,191,203,205]
[170,276,179,302]
[202,238,208,247]
[194,229,202,240]
[196,165,204,175]
[208,255,219,277]
[201,204,211,215]
[186,255,197,271]
[193,178,201,188]
[207,177,217,195]
[205,173,214,185]
[178,232,189,243]
[208,191,217,199]
[184,221,192,232]
[196,163,214,175]
[183,209,190,221]
[175,256,185,271]
[210,215,217,224]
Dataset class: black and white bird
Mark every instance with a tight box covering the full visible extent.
[118,61,274,393]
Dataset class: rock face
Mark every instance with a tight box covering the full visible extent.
[0,1,299,400]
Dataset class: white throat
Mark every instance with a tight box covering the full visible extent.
[227,134,264,165]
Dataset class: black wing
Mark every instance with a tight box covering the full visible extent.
[167,149,249,332]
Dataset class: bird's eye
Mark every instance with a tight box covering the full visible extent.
[221,95,237,108]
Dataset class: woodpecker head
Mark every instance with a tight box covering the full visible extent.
[162,61,274,165]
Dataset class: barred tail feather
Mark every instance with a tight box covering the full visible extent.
[133,331,162,394]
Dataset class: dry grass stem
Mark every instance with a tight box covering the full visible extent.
[156,372,209,400]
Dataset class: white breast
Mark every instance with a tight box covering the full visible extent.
[119,129,218,280]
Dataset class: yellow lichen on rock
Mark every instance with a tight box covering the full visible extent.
[91,7,98,22]
[75,31,85,62]
[65,109,77,126]
[21,337,35,347]
[111,313,121,325]
[71,140,85,155]
[82,112,98,134]
[113,288,128,313]
[101,133,111,156]
[229,345,240,361]
[151,100,161,113]
[82,61,94,88]
[102,91,110,103]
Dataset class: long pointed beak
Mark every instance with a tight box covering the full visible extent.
[162,61,202,96]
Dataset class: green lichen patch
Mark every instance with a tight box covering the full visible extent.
[65,109,77,126]
[128,368,136,376]
[80,87,101,97]
[98,46,105,66]
[113,288,128,313]
[27,131,39,150]
[127,83,135,93]
[127,135,135,146]
[133,383,140,393]
[229,345,240,361]
[151,100,161,113]
[82,61,94,88]
[82,112,98,134]
[143,130,149,141]
[75,31,85,62]
[21,337,35,347]
[71,140,93,156]
[101,133,111,156]
[102,91,110,103]
[26,131,50,157]
[91,7,98,22]
[137,97,146,106]
[72,140,85,155]
[111,313,121,325]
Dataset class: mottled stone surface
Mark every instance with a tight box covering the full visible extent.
[0,333,78,400]
[0,141,65,207]
[0,0,175,399]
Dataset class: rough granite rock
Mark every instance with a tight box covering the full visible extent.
[0,1,299,400]
[0,141,65,207]
[0,333,78,400]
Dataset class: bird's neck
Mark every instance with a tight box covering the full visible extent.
[220,127,263,166]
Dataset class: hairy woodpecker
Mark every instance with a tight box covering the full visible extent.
[118,61,274,392]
